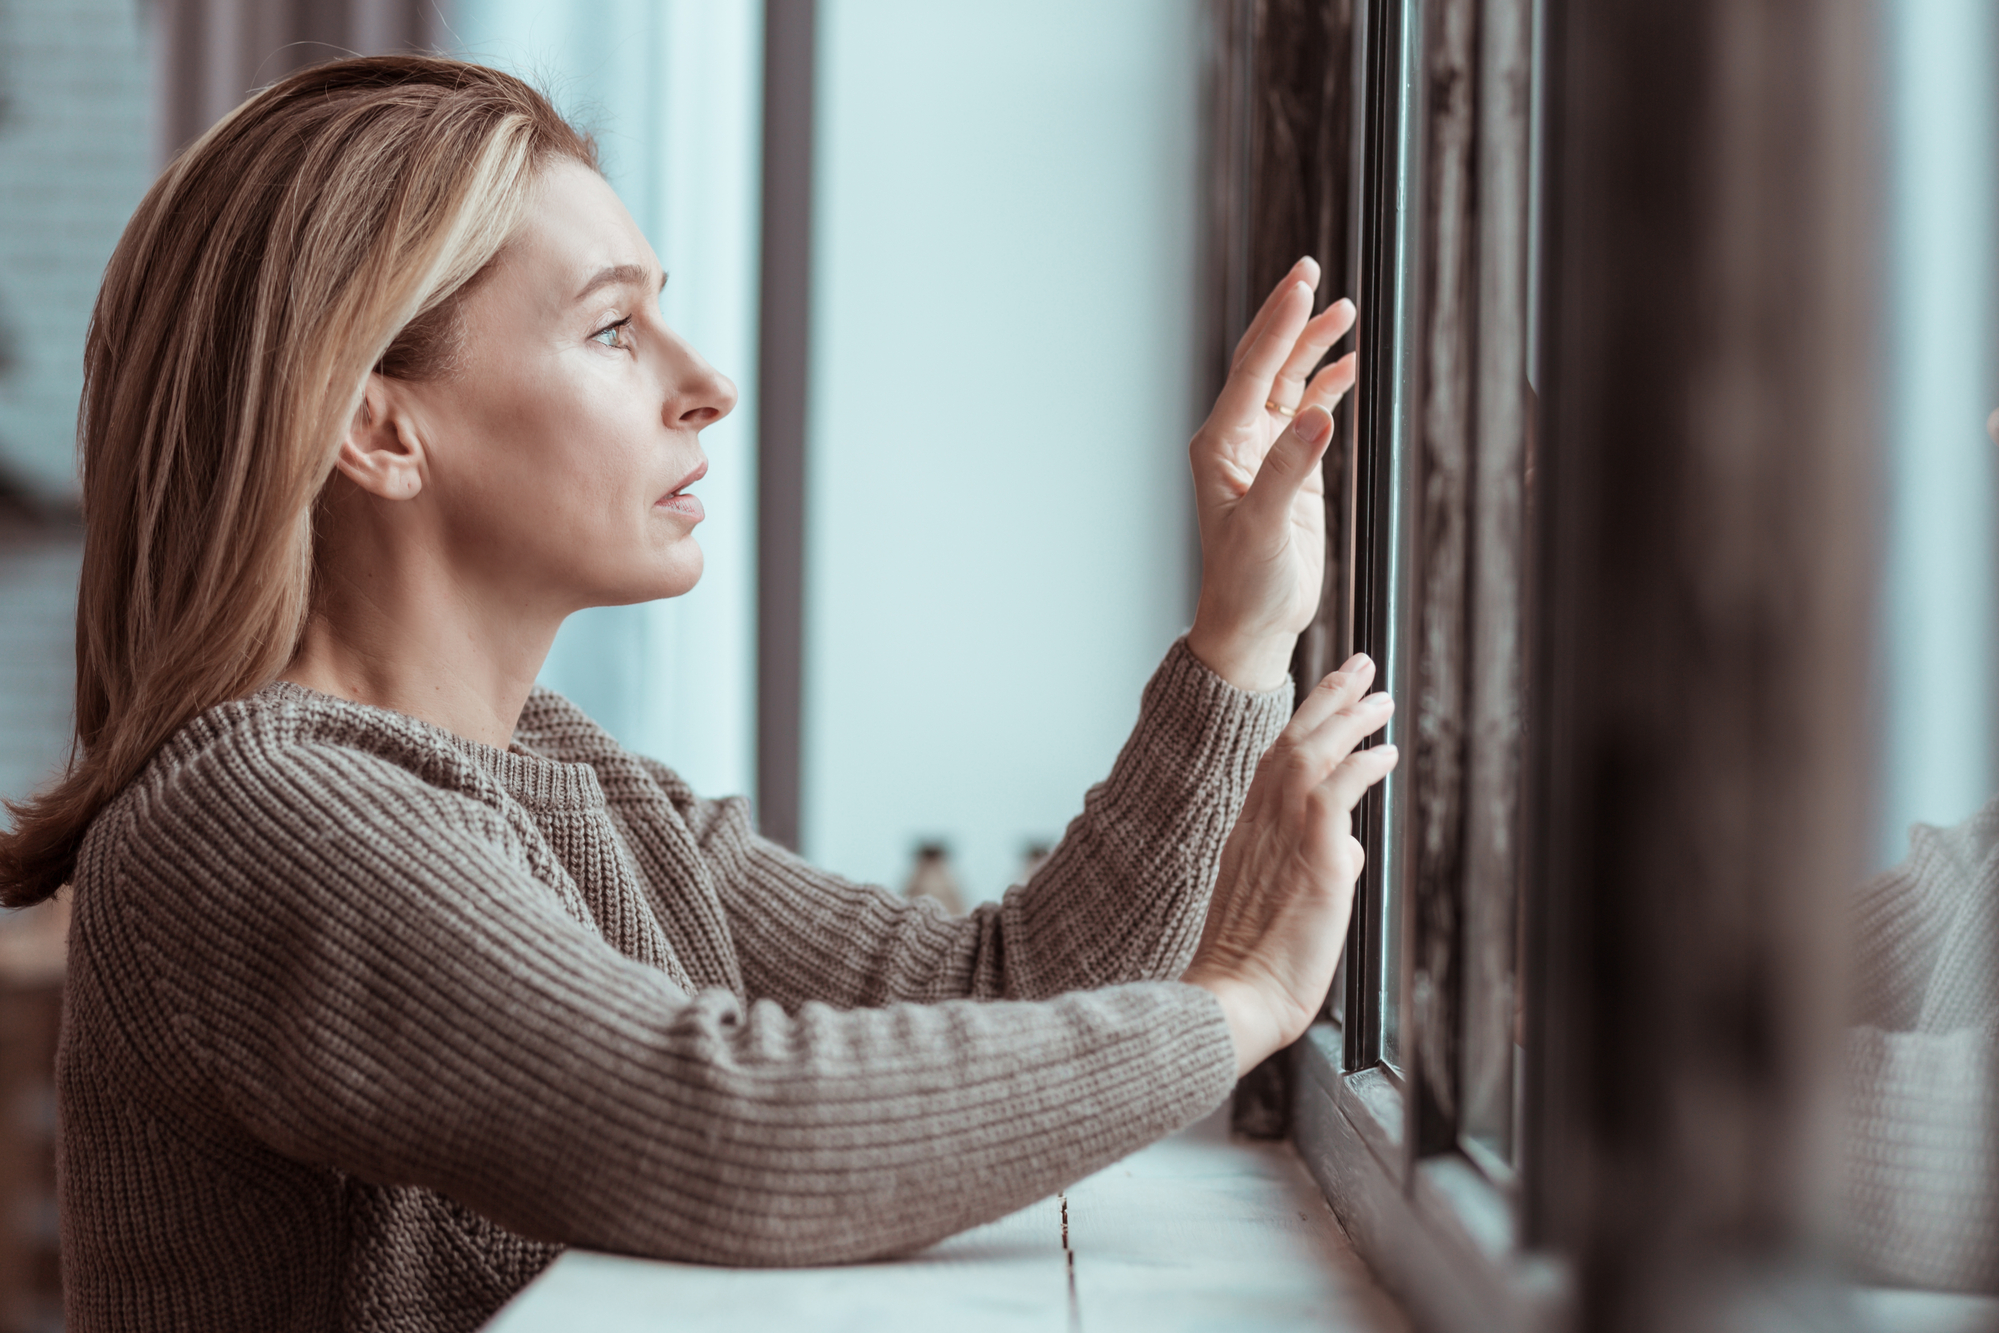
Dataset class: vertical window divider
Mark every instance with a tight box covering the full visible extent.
[1346,0,1401,1083]
[1406,0,1481,1165]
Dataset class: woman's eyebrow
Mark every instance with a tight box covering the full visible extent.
[574,263,666,302]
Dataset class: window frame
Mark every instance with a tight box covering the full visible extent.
[1210,0,1879,1327]
[1210,5,1550,1324]
[1286,0,1553,1323]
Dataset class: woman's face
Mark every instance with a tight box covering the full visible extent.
[394,158,735,613]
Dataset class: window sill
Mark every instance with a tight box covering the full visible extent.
[1291,1024,1570,1333]
[487,1105,1408,1331]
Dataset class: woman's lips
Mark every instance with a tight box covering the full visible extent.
[657,491,704,521]
[657,459,708,521]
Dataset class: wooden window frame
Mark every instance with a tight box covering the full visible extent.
[1212,1,1876,1328]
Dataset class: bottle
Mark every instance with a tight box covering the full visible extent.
[902,841,965,914]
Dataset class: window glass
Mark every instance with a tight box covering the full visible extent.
[1332,0,1538,1177]
[1844,0,1999,1297]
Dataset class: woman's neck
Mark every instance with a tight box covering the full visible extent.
[281,545,564,751]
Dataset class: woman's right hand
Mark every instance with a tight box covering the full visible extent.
[1183,654,1398,1077]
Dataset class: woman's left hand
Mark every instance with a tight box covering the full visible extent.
[1185,258,1358,693]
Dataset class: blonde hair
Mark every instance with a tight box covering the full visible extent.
[0,56,596,906]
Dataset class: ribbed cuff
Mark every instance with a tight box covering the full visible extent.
[1124,637,1293,802]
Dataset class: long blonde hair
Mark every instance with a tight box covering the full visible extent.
[0,56,596,906]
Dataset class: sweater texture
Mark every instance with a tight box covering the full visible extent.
[1845,797,1999,1291]
[58,639,1288,1332]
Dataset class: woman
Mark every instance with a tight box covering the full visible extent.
[0,56,1395,1332]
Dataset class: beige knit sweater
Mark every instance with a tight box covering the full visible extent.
[1845,798,1999,1291]
[58,639,1289,1333]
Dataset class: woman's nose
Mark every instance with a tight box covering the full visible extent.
[666,341,736,429]
[682,369,737,428]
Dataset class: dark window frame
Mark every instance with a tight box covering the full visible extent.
[1210,1,1878,1328]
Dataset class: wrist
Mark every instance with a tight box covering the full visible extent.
[1185,616,1297,695]
[1185,971,1284,1080]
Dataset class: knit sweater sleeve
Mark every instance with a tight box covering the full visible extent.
[690,637,1292,1008]
[91,738,1237,1267]
[1840,795,1999,1290]
[1851,799,1999,1029]
[1842,1021,1999,1291]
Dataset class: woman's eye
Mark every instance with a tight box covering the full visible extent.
[592,319,631,349]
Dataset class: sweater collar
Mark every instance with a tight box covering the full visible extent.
[249,680,606,813]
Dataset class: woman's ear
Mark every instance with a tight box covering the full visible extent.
[334,375,427,500]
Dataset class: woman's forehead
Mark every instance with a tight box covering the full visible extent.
[492,163,661,308]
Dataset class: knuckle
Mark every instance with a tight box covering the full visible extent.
[1284,748,1329,789]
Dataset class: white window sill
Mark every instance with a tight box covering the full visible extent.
[486,1105,1408,1332]
[1852,1286,1999,1333]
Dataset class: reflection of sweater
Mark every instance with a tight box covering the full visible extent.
[1846,798,1999,1291]
[59,640,1287,1333]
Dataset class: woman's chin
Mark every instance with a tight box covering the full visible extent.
[565,541,703,608]
[638,547,704,602]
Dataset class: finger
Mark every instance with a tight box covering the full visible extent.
[1298,689,1394,767]
[1231,257,1321,366]
[1267,299,1357,410]
[1236,403,1335,530]
[1319,743,1399,815]
[1268,690,1394,794]
[1229,261,1314,367]
[1216,281,1316,425]
[1285,654,1378,737]
[1283,689,1394,782]
[1298,350,1359,417]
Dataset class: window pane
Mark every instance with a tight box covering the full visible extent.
[1845,0,1999,1295]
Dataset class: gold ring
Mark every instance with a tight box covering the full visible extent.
[1265,400,1296,418]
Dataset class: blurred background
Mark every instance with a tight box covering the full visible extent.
[1881,0,1999,873]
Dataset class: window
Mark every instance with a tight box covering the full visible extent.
[1216,0,1993,1327]
[1214,0,1548,1321]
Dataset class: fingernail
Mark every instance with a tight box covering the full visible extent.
[1297,405,1332,446]
[1364,692,1393,709]
[1342,652,1371,672]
